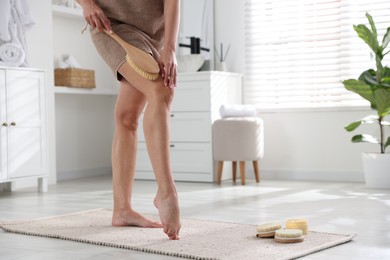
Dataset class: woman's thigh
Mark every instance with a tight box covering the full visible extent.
[114,78,147,125]
[117,62,174,102]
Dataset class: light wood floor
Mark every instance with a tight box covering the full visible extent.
[0,175,389,259]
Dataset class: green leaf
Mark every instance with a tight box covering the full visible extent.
[382,77,390,84]
[382,27,390,50]
[345,115,378,132]
[376,55,384,80]
[385,137,390,151]
[373,88,390,117]
[383,110,390,117]
[366,13,377,39]
[342,79,375,106]
[345,121,362,132]
[359,69,379,86]
[363,114,379,121]
[381,68,390,86]
[354,24,381,55]
[352,134,379,144]
[383,67,390,78]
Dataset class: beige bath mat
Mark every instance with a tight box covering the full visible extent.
[0,208,355,260]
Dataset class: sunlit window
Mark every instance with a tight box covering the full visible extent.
[244,0,390,110]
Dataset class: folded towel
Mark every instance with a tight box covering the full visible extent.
[56,54,82,68]
[0,0,11,42]
[0,42,25,67]
[14,0,35,31]
[219,104,257,118]
[63,54,81,68]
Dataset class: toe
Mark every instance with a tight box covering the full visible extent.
[166,227,174,237]
[163,226,169,234]
[169,233,180,240]
[166,228,180,240]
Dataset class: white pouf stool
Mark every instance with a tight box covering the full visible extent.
[212,117,264,185]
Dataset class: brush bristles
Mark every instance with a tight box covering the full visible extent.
[126,55,159,80]
[275,229,303,238]
[256,223,282,233]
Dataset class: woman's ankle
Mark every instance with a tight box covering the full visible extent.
[156,185,177,199]
[113,204,133,213]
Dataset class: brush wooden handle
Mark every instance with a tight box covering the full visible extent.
[104,30,160,75]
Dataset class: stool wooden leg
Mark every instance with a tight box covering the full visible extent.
[217,161,224,184]
[239,161,245,185]
[232,161,237,183]
[253,160,260,183]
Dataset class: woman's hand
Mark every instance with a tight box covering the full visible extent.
[159,48,177,88]
[161,0,180,88]
[77,0,111,33]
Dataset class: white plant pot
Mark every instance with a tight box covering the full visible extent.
[362,153,390,189]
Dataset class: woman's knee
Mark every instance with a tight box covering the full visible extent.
[148,83,174,106]
[114,108,140,131]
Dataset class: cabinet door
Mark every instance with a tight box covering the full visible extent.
[172,80,211,112]
[169,112,212,142]
[6,70,47,179]
[136,142,212,173]
[138,112,212,142]
[0,69,7,181]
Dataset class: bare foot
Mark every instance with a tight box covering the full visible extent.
[154,192,181,240]
[112,208,162,228]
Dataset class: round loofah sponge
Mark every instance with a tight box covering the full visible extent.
[256,222,282,238]
[275,229,304,243]
[286,219,308,235]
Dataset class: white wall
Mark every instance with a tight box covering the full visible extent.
[52,15,117,181]
[55,95,115,181]
[214,0,378,182]
[214,0,245,73]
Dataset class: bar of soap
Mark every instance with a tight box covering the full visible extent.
[256,222,282,238]
[286,219,308,235]
[275,229,304,243]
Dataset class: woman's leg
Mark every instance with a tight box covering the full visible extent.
[118,62,181,240]
[111,78,162,228]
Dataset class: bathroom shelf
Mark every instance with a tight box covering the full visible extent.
[54,86,118,95]
[52,5,83,19]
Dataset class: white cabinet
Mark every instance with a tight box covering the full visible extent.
[0,67,48,192]
[136,71,242,182]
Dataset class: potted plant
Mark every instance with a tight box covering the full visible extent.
[342,13,390,189]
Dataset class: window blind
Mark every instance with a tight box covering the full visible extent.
[244,0,390,110]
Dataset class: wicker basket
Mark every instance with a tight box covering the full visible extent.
[54,68,96,88]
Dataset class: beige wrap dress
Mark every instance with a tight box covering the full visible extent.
[90,0,165,80]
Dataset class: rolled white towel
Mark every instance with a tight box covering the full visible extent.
[56,59,69,69]
[219,104,257,118]
[62,54,82,68]
[55,54,82,69]
[0,42,25,67]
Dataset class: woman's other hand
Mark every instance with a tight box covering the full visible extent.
[159,48,177,88]
[77,0,112,33]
